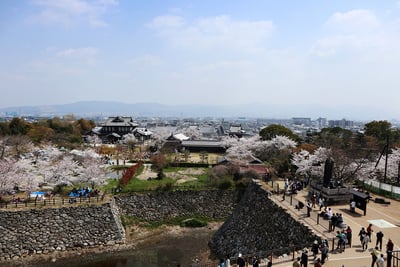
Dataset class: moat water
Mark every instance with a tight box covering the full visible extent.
[25,229,215,267]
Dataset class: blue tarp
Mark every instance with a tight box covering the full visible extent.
[69,188,92,197]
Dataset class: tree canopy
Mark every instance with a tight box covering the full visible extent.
[259,124,298,141]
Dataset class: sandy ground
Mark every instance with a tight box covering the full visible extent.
[137,164,206,184]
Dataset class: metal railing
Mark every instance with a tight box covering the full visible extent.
[0,195,106,210]
[390,250,400,267]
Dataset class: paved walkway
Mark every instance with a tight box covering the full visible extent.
[263,182,400,267]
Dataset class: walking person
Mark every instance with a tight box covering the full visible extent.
[371,246,380,267]
[376,231,384,251]
[300,249,308,267]
[376,254,385,267]
[320,240,329,264]
[362,233,370,251]
[312,240,319,259]
[225,255,231,267]
[336,231,346,253]
[367,223,374,242]
[306,200,312,217]
[331,213,337,232]
[252,256,259,267]
[237,253,245,267]
[386,238,394,267]
[359,227,367,246]
[346,226,353,248]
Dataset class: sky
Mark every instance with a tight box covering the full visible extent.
[1,0,400,120]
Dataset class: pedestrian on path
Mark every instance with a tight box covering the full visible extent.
[320,240,329,264]
[252,256,259,267]
[346,226,352,248]
[300,249,308,267]
[376,231,384,250]
[371,246,380,267]
[237,253,245,267]
[312,240,319,259]
[306,200,312,217]
[359,227,367,246]
[386,238,394,267]
[376,254,385,267]
[225,255,231,267]
[362,233,370,251]
[367,223,374,242]
[331,213,337,231]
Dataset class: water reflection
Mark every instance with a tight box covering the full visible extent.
[27,228,214,267]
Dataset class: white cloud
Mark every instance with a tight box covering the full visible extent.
[311,9,391,57]
[31,0,118,27]
[148,15,185,28]
[325,9,380,33]
[56,47,98,58]
[148,15,274,52]
[130,54,163,66]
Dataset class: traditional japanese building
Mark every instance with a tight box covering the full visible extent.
[93,116,139,143]
[228,124,246,138]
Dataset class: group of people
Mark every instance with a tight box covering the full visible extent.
[358,225,395,267]
[358,223,375,251]
[218,253,272,267]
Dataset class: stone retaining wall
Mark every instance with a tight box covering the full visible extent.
[115,189,240,222]
[0,182,318,262]
[209,181,318,258]
[0,204,124,260]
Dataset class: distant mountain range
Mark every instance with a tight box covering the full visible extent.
[0,101,395,121]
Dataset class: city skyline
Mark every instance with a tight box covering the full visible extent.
[1,1,400,120]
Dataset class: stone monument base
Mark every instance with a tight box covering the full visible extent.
[309,180,352,205]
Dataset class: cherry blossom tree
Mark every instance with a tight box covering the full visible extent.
[79,154,107,185]
[0,158,23,193]
[222,135,297,164]
[151,127,174,145]
[86,135,102,147]
[15,159,38,193]
[178,126,202,140]
[121,133,137,150]
[223,136,255,162]
[291,147,330,179]
[51,155,80,185]
[359,147,400,184]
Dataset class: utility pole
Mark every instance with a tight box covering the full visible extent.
[375,135,390,183]
[384,135,389,183]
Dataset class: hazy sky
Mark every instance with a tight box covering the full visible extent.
[1,1,400,119]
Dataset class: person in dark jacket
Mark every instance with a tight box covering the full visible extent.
[237,253,245,267]
[376,231,384,251]
[300,249,308,267]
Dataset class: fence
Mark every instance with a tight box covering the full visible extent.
[391,250,400,267]
[359,179,400,200]
[264,180,352,246]
[0,195,105,210]
[192,240,345,267]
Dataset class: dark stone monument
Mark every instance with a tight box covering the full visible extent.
[310,157,352,205]
[323,158,334,188]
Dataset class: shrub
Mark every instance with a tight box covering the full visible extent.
[180,218,207,228]
[218,179,233,190]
